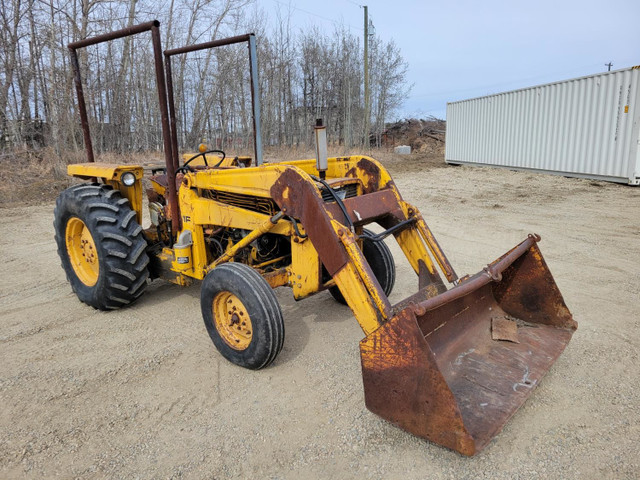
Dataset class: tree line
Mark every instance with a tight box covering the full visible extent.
[0,0,411,156]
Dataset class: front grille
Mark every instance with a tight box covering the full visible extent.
[202,189,278,216]
[320,183,359,203]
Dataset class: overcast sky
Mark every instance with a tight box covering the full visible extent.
[263,0,640,119]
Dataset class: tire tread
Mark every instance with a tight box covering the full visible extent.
[54,184,149,310]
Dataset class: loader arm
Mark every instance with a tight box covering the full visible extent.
[269,156,463,335]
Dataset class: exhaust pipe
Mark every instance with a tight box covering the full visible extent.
[314,118,328,179]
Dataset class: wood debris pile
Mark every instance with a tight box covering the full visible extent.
[377,117,446,154]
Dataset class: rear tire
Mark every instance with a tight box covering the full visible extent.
[201,263,284,369]
[329,228,396,305]
[54,183,149,310]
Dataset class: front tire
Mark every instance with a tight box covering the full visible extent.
[329,228,396,305]
[201,263,284,369]
[54,183,149,310]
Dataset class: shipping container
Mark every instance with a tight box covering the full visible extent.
[445,66,640,185]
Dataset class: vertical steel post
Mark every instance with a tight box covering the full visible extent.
[164,55,181,173]
[69,48,95,163]
[363,5,369,147]
[248,34,263,165]
[150,24,180,233]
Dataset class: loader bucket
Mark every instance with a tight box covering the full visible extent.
[360,235,577,456]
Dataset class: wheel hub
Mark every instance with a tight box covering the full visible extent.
[213,292,253,350]
[66,217,99,286]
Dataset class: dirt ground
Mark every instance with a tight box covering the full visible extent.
[1,154,639,479]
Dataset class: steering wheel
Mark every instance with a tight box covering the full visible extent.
[177,149,226,174]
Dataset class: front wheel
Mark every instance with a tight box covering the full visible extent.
[201,263,284,369]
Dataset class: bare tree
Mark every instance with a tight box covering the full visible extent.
[369,36,411,146]
[0,0,411,156]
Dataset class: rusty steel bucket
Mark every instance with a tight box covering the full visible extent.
[360,235,577,456]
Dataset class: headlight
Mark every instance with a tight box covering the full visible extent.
[121,172,136,186]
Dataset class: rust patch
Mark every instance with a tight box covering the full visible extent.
[344,158,382,193]
[146,188,162,204]
[270,168,350,276]
[491,316,520,343]
[360,308,475,455]
[418,259,447,294]
[492,241,577,330]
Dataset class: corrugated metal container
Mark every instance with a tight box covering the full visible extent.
[445,66,640,185]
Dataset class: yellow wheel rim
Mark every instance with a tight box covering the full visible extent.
[213,292,253,350]
[65,217,99,287]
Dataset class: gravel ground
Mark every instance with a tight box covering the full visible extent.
[1,155,639,479]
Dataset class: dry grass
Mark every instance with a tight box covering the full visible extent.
[0,148,72,206]
[0,148,164,207]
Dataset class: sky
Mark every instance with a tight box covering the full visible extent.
[262,0,640,119]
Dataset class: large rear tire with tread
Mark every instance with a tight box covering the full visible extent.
[329,228,396,305]
[201,262,284,370]
[54,183,149,310]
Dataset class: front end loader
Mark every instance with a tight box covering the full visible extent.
[54,22,577,456]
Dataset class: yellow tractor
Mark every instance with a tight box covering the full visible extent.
[55,22,577,456]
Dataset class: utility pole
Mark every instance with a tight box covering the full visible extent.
[605,62,613,72]
[363,5,369,147]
